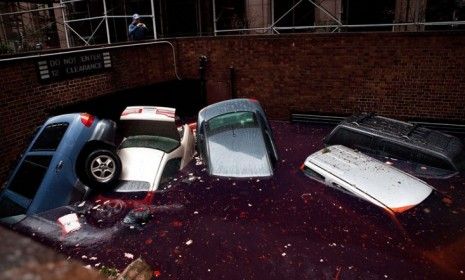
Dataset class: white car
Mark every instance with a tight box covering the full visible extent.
[301,145,433,214]
[115,106,195,192]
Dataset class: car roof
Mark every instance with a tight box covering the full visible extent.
[304,145,433,212]
[337,113,464,159]
[46,113,83,124]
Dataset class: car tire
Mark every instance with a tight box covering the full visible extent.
[84,149,121,190]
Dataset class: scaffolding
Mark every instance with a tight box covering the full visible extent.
[0,0,157,53]
[212,0,465,34]
[1,0,465,54]
[60,0,157,47]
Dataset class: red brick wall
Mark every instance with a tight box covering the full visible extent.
[2,32,465,182]
[175,32,465,121]
[0,43,175,182]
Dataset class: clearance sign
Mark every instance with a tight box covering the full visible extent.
[36,52,111,83]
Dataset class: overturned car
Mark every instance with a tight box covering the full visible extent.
[325,113,465,174]
[0,113,120,223]
[301,145,434,214]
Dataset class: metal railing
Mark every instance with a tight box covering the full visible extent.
[1,0,465,55]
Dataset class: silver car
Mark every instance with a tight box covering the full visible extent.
[197,99,278,178]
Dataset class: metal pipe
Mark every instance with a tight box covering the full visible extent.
[61,0,86,3]
[60,1,70,48]
[0,15,7,42]
[271,0,274,30]
[229,65,236,99]
[215,20,465,33]
[0,5,64,17]
[150,0,157,39]
[197,0,202,36]
[0,41,182,80]
[107,15,154,19]
[215,26,271,33]
[65,15,153,22]
[65,15,106,23]
[212,0,217,36]
[102,0,111,44]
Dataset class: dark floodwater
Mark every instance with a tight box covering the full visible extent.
[9,121,465,279]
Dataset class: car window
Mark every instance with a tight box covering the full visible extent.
[415,151,453,170]
[31,123,69,151]
[158,158,182,189]
[327,127,374,150]
[0,196,27,218]
[302,166,325,183]
[454,149,465,170]
[7,155,53,199]
[120,119,181,141]
[120,135,180,153]
[206,112,258,135]
[381,141,414,160]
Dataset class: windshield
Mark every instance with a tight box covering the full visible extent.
[206,111,258,136]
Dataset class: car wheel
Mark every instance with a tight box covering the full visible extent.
[84,149,121,190]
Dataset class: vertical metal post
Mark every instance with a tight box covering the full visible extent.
[60,2,70,48]
[271,0,274,32]
[199,55,208,105]
[102,0,111,44]
[150,0,157,39]
[197,0,202,36]
[212,0,217,36]
[0,15,7,42]
[229,65,236,99]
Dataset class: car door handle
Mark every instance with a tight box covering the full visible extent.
[55,160,64,173]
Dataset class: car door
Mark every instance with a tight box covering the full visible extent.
[25,122,76,214]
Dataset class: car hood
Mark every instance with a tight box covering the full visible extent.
[117,147,165,191]
[206,127,272,178]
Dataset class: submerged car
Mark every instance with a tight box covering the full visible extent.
[325,113,465,173]
[0,113,121,223]
[115,106,195,192]
[197,98,278,178]
[301,145,433,214]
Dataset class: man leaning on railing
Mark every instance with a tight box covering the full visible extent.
[128,13,149,41]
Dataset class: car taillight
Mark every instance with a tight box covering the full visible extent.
[80,113,95,127]
[188,122,197,131]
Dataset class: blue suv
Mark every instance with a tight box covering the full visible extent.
[0,113,121,223]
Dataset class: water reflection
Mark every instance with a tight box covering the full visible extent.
[8,121,465,279]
